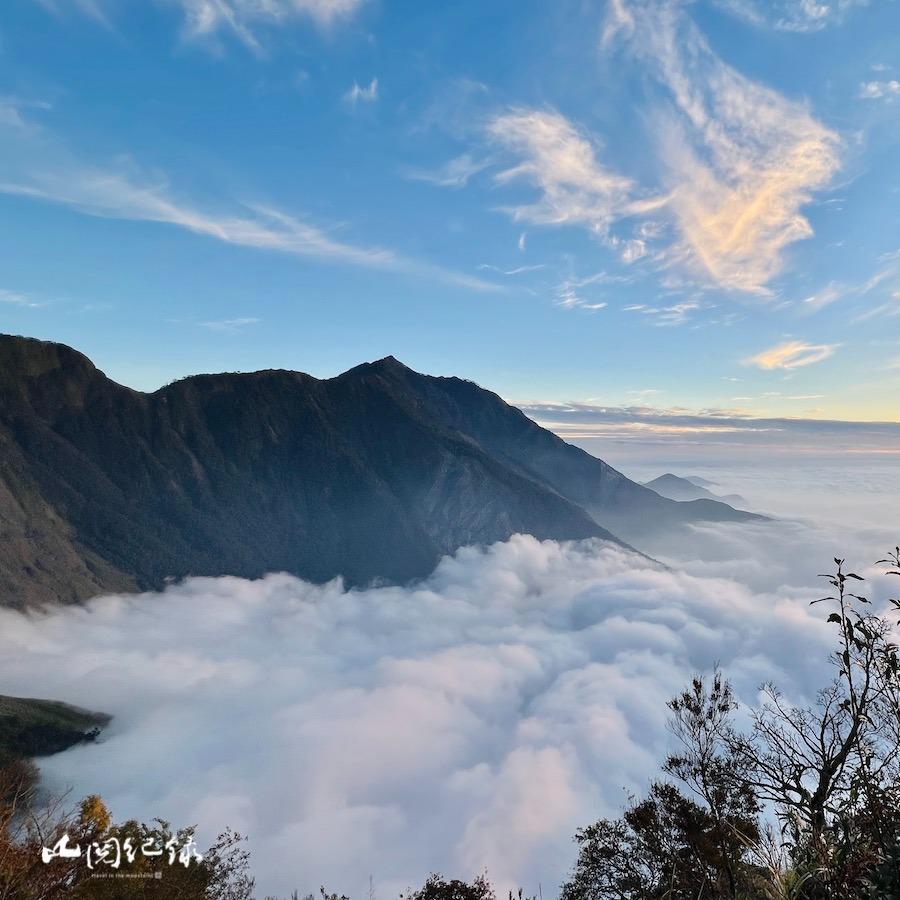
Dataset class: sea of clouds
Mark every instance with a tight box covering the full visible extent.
[1,446,898,899]
[2,490,899,900]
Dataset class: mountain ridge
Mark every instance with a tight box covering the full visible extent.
[643,473,749,508]
[0,334,762,608]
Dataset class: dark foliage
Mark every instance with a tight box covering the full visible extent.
[562,547,900,900]
[401,874,496,900]
[0,696,109,766]
[0,782,254,900]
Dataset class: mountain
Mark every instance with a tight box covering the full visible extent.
[682,475,717,488]
[360,362,762,542]
[0,695,109,764]
[643,473,749,509]
[0,335,762,607]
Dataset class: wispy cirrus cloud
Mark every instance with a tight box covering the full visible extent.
[1,170,499,291]
[0,289,49,309]
[0,97,52,131]
[405,153,492,189]
[200,316,260,331]
[343,77,378,105]
[554,280,607,312]
[853,292,900,322]
[800,263,900,316]
[713,0,870,32]
[477,263,545,276]
[623,300,702,327]
[801,281,845,312]
[481,1,841,297]
[551,270,635,312]
[0,106,500,294]
[859,80,900,100]
[487,109,648,235]
[744,339,839,370]
[604,0,841,294]
[35,0,365,50]
[0,167,398,266]
[32,0,113,28]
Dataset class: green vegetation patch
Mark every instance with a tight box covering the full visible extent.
[0,694,110,763]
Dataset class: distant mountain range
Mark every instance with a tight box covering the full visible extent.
[643,474,749,509]
[0,335,763,607]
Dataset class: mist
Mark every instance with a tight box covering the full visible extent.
[1,471,898,899]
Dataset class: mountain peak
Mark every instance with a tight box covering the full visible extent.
[338,355,417,381]
[369,355,413,371]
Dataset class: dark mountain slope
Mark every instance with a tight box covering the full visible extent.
[348,358,762,547]
[0,695,109,764]
[0,335,618,607]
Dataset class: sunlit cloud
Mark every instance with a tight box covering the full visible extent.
[487,109,658,235]
[744,339,839,370]
[516,401,900,448]
[604,0,841,294]
[485,1,841,296]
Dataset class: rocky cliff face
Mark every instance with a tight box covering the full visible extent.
[0,335,760,607]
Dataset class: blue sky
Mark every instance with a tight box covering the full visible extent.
[2,0,900,423]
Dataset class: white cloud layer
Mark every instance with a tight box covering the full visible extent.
[3,525,897,899]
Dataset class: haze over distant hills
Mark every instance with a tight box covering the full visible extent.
[0,335,762,608]
[643,473,749,509]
